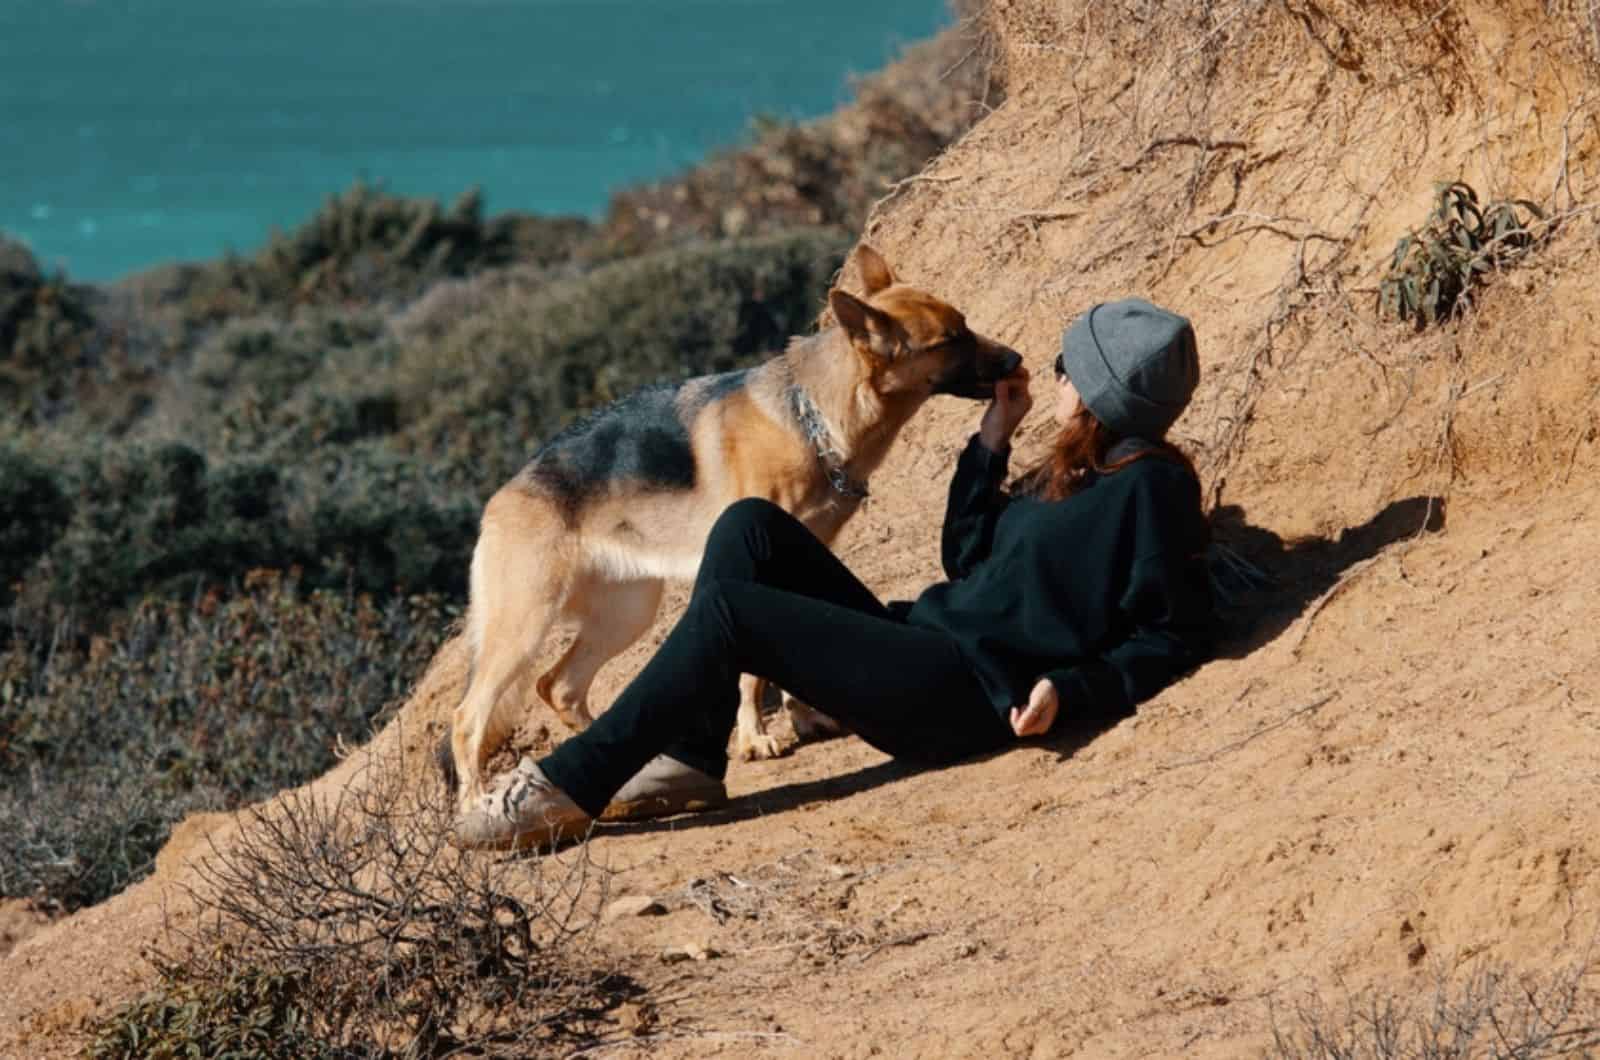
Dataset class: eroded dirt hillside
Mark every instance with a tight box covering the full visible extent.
[7,1,1600,1055]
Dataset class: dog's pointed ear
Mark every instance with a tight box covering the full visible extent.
[855,245,895,296]
[830,289,905,361]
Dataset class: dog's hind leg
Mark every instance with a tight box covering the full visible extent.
[450,487,571,810]
[785,695,848,742]
[536,575,663,731]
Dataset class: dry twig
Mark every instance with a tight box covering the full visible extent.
[1158,693,1337,770]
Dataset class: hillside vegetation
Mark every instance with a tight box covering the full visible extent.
[6,1,1600,1057]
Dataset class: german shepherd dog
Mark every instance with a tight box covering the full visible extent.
[444,245,1020,811]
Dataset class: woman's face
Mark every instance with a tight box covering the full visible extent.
[1056,373,1084,426]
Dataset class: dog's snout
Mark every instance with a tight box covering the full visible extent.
[977,343,1022,380]
[930,335,1024,400]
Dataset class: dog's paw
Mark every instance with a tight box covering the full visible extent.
[787,699,846,742]
[734,727,794,762]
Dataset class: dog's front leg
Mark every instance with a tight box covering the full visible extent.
[734,673,793,761]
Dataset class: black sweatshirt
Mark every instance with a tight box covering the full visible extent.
[903,435,1214,731]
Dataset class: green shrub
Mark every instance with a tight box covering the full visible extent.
[0,443,72,603]
[1378,181,1548,328]
[0,236,102,420]
[0,572,454,910]
[297,444,478,598]
[87,963,323,1060]
[155,306,398,459]
[28,441,289,616]
[190,310,384,396]
[11,434,478,620]
[134,184,595,328]
[259,183,511,298]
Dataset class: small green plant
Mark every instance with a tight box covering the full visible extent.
[86,960,323,1060]
[1378,181,1547,328]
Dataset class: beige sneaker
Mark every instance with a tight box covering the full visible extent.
[601,755,728,822]
[452,758,593,851]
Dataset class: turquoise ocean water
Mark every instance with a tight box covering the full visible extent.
[1,1,949,282]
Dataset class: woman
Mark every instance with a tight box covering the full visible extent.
[455,297,1215,849]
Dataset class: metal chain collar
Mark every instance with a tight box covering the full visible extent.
[786,384,869,501]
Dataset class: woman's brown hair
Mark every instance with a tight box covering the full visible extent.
[1011,408,1198,502]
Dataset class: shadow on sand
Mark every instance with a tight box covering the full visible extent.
[593,494,1445,840]
[1206,493,1445,659]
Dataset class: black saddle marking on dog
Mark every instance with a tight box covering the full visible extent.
[527,382,698,509]
[692,367,750,407]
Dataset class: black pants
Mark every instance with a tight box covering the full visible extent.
[539,498,1013,816]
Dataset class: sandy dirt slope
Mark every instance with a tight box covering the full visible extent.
[6,0,1600,1055]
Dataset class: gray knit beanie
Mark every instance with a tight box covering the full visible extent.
[1057,297,1199,439]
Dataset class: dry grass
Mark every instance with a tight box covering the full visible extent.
[1269,958,1600,1059]
[87,749,637,1058]
[674,848,943,967]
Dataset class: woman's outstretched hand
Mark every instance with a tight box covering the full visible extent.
[978,365,1033,454]
[1010,677,1059,737]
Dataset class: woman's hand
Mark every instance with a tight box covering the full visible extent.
[978,365,1033,454]
[1010,677,1059,737]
